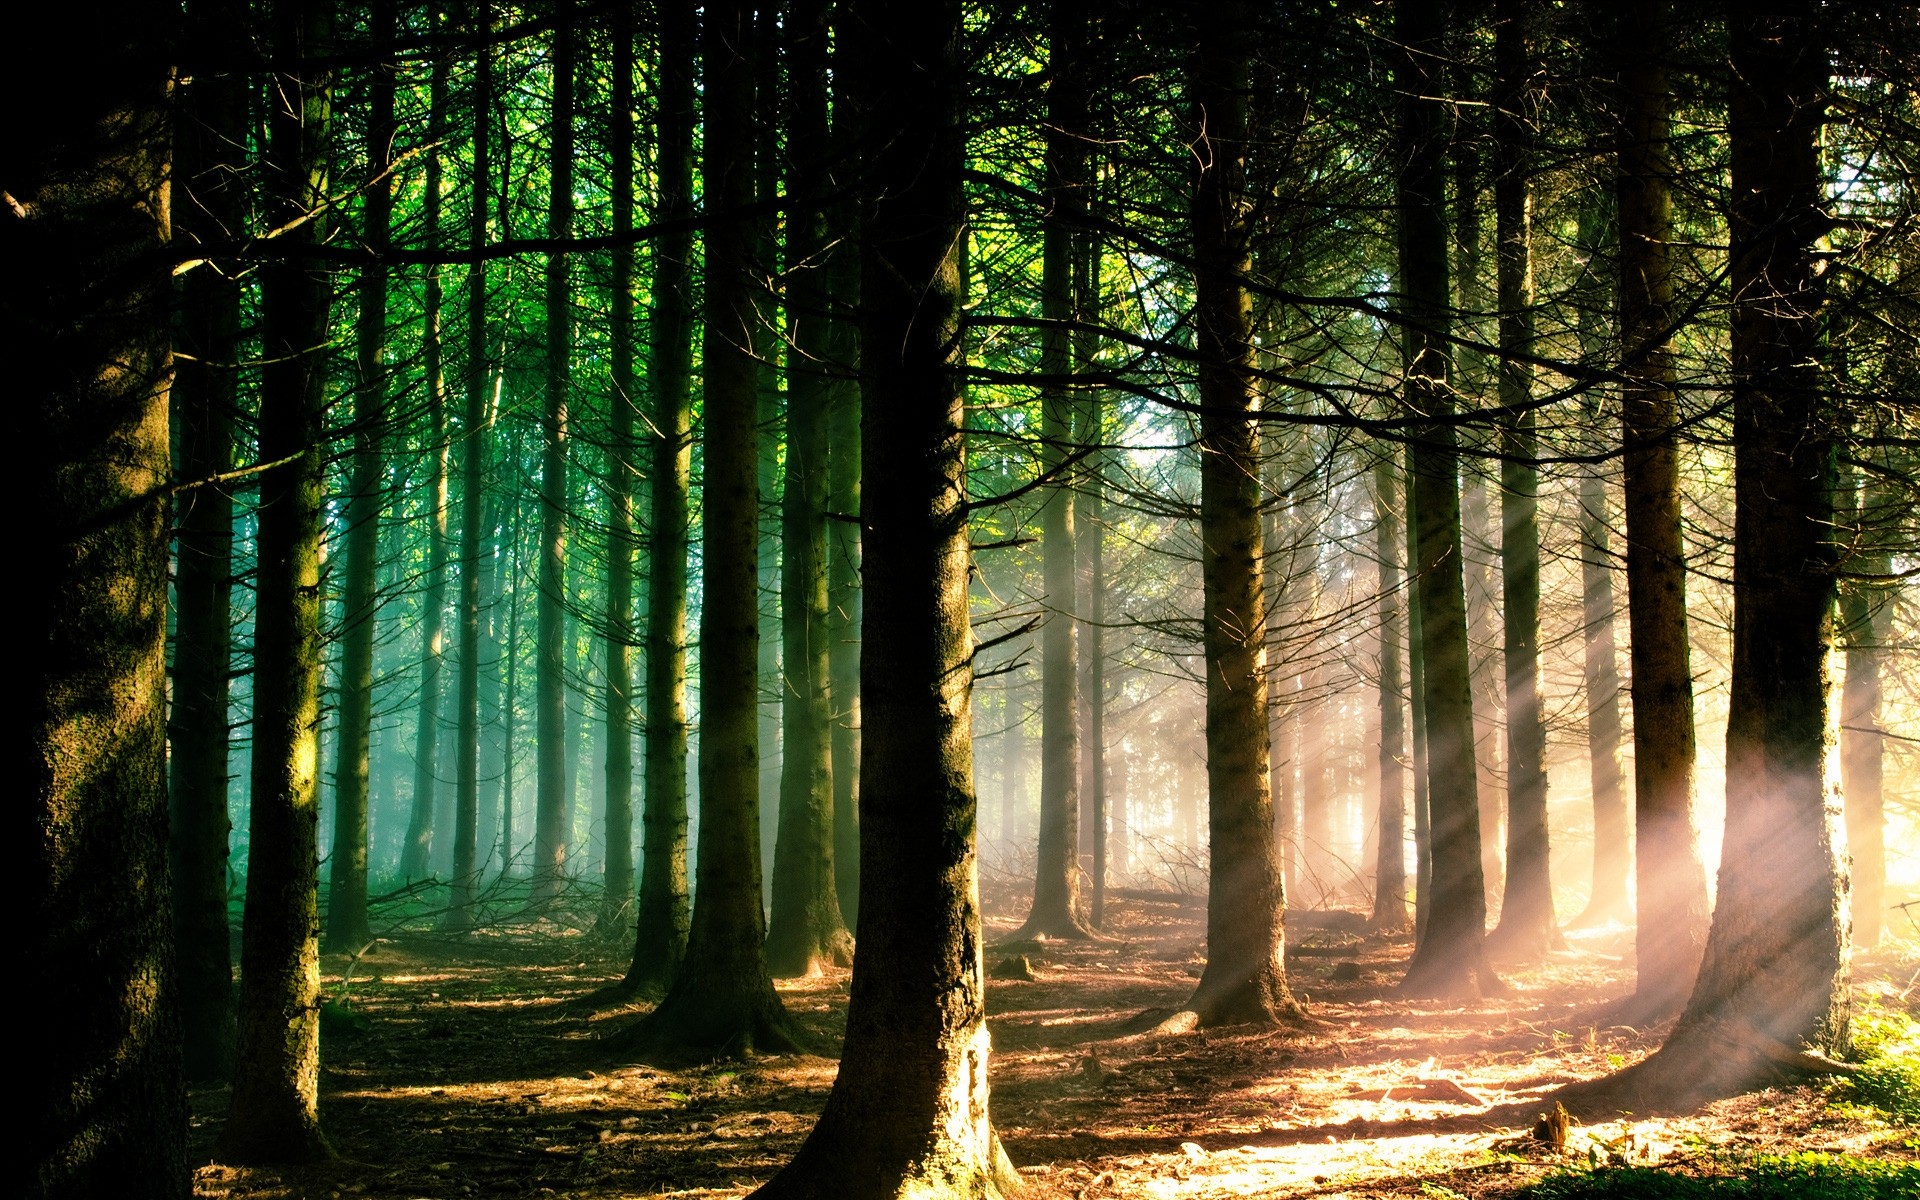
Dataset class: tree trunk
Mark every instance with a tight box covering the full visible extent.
[1563,5,1844,1111]
[329,0,398,953]
[768,0,854,977]
[1371,459,1409,931]
[625,0,696,997]
[1183,0,1305,1028]
[1019,0,1094,942]
[1394,0,1500,1000]
[171,0,246,1081]
[224,0,336,1159]
[1405,464,1432,945]
[617,0,800,1055]
[22,5,185,1189]
[597,0,639,938]
[752,0,1020,1189]
[826,48,865,926]
[1570,192,1629,929]
[450,0,492,933]
[533,2,576,906]
[1839,467,1893,949]
[1488,0,1556,960]
[1615,0,1708,1017]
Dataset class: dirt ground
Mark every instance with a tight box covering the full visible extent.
[189,882,1918,1199]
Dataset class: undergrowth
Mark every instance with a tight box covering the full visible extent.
[1520,1151,1920,1200]
[1835,999,1920,1125]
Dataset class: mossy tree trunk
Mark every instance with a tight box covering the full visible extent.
[224,0,336,1161]
[23,3,186,1190]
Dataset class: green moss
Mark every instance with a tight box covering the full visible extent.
[1521,1153,1920,1200]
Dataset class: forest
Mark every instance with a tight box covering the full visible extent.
[19,0,1920,1198]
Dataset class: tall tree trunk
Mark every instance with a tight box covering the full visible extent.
[1405,465,1432,945]
[171,0,246,1081]
[617,0,800,1055]
[1571,193,1629,929]
[1182,0,1305,1028]
[1563,4,1843,1110]
[498,482,526,877]
[1615,0,1708,1017]
[451,0,492,931]
[533,2,576,906]
[826,50,865,927]
[224,0,336,1159]
[1488,0,1555,959]
[625,0,696,996]
[768,0,854,977]
[1371,459,1409,931]
[597,0,639,938]
[1839,467,1893,949]
[1019,0,1094,941]
[753,0,1019,1188]
[328,0,396,955]
[1395,0,1500,999]
[22,4,185,1189]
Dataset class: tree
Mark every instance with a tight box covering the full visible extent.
[223,0,336,1161]
[767,0,855,977]
[1395,0,1501,1000]
[752,0,1022,1190]
[616,0,801,1055]
[1179,0,1307,1028]
[597,0,639,938]
[1487,0,1556,960]
[1562,0,1848,1111]
[450,0,494,932]
[532,0,577,906]
[1370,459,1410,932]
[171,0,247,1078]
[1017,0,1095,943]
[625,0,697,997]
[1613,0,1709,1018]
[329,0,398,952]
[21,3,186,1191]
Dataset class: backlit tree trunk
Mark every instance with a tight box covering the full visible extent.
[752,0,1021,1189]
[1395,0,1500,999]
[1184,0,1305,1028]
[1615,0,1708,1016]
[171,0,246,1080]
[1371,459,1409,931]
[625,0,695,996]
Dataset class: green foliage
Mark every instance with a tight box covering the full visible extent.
[1836,1001,1920,1124]
[1521,1153,1920,1200]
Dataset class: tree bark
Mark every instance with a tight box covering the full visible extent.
[768,0,854,976]
[21,4,186,1189]
[1839,466,1893,949]
[1570,192,1629,929]
[171,0,246,1080]
[752,0,1021,1189]
[616,0,800,1055]
[1183,0,1306,1028]
[1562,4,1845,1111]
[1488,0,1556,960]
[450,0,492,933]
[1615,0,1708,1017]
[625,0,696,997]
[1395,0,1500,1000]
[533,1,576,906]
[327,0,396,954]
[1371,460,1410,931]
[1019,0,1094,942]
[597,0,639,939]
[224,0,336,1160]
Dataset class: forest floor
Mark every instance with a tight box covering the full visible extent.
[190,880,1919,1200]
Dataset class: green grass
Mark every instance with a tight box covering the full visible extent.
[1837,1001,1920,1125]
[1521,1152,1920,1200]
